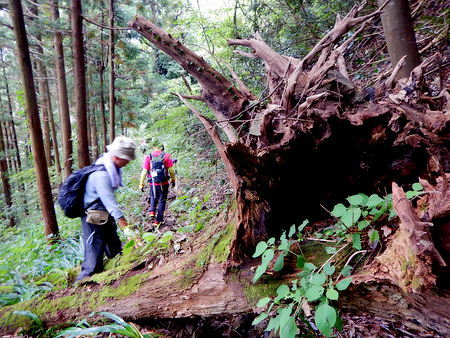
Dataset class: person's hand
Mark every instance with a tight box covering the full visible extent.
[117,217,128,229]
[138,183,144,192]
[171,181,176,188]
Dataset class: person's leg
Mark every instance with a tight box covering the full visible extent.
[77,217,106,281]
[148,184,157,215]
[156,184,169,223]
[104,218,122,259]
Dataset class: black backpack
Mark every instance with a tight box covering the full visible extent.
[148,152,168,183]
[58,164,105,218]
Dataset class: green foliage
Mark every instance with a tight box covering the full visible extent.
[54,311,159,338]
[251,221,351,337]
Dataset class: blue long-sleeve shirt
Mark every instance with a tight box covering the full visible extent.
[83,171,124,220]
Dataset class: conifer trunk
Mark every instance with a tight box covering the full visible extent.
[108,0,116,141]
[71,0,90,168]
[377,0,420,78]
[51,0,73,177]
[0,118,14,227]
[9,0,58,238]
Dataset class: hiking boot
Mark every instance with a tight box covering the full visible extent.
[148,211,156,218]
[153,220,164,227]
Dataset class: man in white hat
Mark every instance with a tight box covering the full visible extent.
[76,136,139,281]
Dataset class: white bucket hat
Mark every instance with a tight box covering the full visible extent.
[106,136,137,161]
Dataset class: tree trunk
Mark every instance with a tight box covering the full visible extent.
[8,0,58,238]
[377,0,420,79]
[2,64,22,172]
[71,0,90,168]
[36,60,53,168]
[0,118,14,227]
[99,3,108,151]
[46,78,62,177]
[90,102,99,159]
[129,8,448,261]
[51,0,73,177]
[108,0,116,141]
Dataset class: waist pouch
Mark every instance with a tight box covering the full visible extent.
[86,209,109,225]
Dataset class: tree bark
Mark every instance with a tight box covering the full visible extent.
[8,0,58,238]
[0,118,14,227]
[2,63,22,172]
[108,0,116,141]
[51,0,73,177]
[377,0,420,79]
[99,2,108,151]
[46,78,62,177]
[36,59,53,168]
[71,0,90,168]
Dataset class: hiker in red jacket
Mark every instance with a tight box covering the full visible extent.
[138,141,176,226]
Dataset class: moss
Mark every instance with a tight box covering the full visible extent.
[212,224,234,263]
[90,262,136,285]
[241,277,283,306]
[174,268,199,289]
[300,241,333,266]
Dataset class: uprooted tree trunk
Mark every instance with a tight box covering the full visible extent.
[1,2,449,335]
[129,3,448,262]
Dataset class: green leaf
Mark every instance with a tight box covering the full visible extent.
[406,190,420,199]
[366,194,384,207]
[296,255,305,268]
[340,265,352,277]
[311,273,327,285]
[273,254,285,272]
[275,284,290,302]
[331,204,346,217]
[267,237,276,245]
[298,220,309,233]
[288,224,296,238]
[347,194,363,206]
[325,246,337,254]
[123,240,135,255]
[369,229,380,243]
[357,220,370,231]
[326,288,339,300]
[252,312,268,325]
[305,285,324,301]
[336,277,352,291]
[352,233,362,250]
[323,263,335,276]
[412,182,423,191]
[12,310,43,329]
[265,316,280,332]
[315,303,337,337]
[261,249,274,266]
[280,316,298,338]
[278,304,294,331]
[278,233,290,252]
[341,208,362,227]
[303,262,317,272]
[256,297,271,308]
[253,241,268,258]
[252,264,267,283]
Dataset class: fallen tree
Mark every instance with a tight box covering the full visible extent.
[1,1,449,336]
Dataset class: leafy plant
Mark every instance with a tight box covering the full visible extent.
[55,311,158,338]
[252,221,351,337]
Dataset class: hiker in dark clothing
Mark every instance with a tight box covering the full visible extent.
[77,136,140,281]
[138,142,176,226]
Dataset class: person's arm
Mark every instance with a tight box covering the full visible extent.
[138,169,148,190]
[92,172,124,220]
[168,167,176,186]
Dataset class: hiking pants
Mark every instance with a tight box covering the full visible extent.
[76,215,121,281]
[148,184,169,222]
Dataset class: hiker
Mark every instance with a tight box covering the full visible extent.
[76,136,140,281]
[138,141,176,226]
[138,139,148,154]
